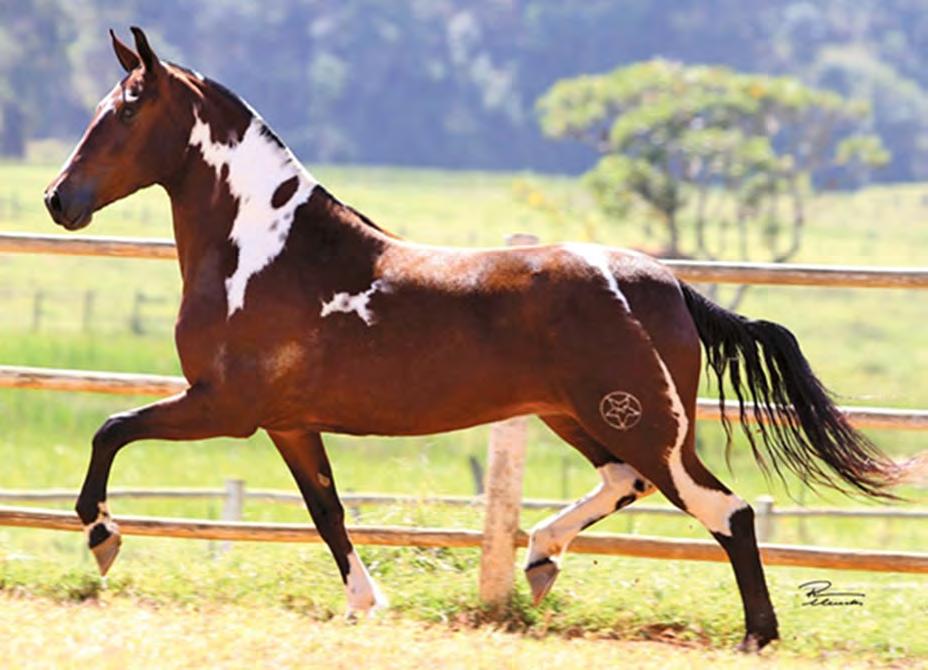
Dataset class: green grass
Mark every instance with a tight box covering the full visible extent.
[1,158,926,663]
[5,595,904,670]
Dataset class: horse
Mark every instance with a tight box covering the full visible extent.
[43,27,911,651]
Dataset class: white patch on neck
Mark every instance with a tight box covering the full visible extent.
[320,280,385,326]
[657,355,747,536]
[345,550,388,615]
[563,243,630,310]
[188,113,318,317]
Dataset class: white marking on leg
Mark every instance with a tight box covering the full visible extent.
[563,242,630,309]
[188,113,318,317]
[84,501,119,536]
[526,462,652,568]
[345,550,388,615]
[655,355,747,536]
[320,280,385,326]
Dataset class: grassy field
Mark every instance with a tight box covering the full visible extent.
[4,593,906,670]
[1,158,927,665]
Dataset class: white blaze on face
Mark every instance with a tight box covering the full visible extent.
[656,355,747,536]
[563,243,630,310]
[526,462,652,567]
[320,280,385,326]
[345,550,388,615]
[188,113,318,317]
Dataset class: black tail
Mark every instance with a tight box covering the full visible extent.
[679,281,900,499]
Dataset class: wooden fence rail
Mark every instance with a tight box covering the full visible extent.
[2,505,926,574]
[3,231,928,289]
[3,364,927,431]
[2,487,926,520]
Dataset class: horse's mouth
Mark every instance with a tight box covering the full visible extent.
[59,210,94,231]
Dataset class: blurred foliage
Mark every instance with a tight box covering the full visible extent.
[538,60,889,276]
[2,0,928,179]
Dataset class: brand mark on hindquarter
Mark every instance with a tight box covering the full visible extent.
[599,391,643,431]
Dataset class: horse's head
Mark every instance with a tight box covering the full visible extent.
[44,28,195,230]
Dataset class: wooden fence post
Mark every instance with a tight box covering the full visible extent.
[130,291,144,334]
[32,290,45,332]
[479,416,529,608]
[82,291,95,333]
[478,233,537,609]
[755,495,775,543]
[468,455,485,495]
[220,478,245,554]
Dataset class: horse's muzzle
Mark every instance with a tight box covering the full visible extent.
[44,185,94,231]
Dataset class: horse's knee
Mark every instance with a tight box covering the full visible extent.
[92,411,134,454]
[74,498,99,525]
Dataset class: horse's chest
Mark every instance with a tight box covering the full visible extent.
[174,302,227,385]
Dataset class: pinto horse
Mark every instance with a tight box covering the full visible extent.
[44,28,907,651]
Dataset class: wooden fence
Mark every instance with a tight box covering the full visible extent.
[3,505,927,574]
[3,231,928,288]
[2,365,927,431]
[2,231,928,605]
[2,483,926,542]
[0,287,171,334]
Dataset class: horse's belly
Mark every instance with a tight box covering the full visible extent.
[303,396,558,436]
[284,351,559,435]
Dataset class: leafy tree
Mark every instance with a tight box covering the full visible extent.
[0,0,80,157]
[537,60,890,281]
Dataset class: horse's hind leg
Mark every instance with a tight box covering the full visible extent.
[525,414,656,604]
[267,428,387,616]
[666,438,778,651]
[634,433,778,650]
[571,354,779,650]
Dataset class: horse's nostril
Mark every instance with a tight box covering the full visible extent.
[45,190,62,214]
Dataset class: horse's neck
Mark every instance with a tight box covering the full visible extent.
[167,110,311,274]
[167,112,385,306]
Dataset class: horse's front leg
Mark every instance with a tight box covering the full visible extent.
[267,428,387,617]
[76,385,258,574]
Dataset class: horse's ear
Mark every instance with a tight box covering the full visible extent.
[110,29,140,72]
[130,26,162,75]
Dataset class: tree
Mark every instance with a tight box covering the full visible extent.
[537,60,890,284]
[0,0,80,157]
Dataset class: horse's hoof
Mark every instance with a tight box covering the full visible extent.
[736,630,778,653]
[90,530,122,576]
[524,558,559,606]
[345,601,384,622]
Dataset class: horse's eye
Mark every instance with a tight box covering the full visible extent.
[120,105,137,122]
